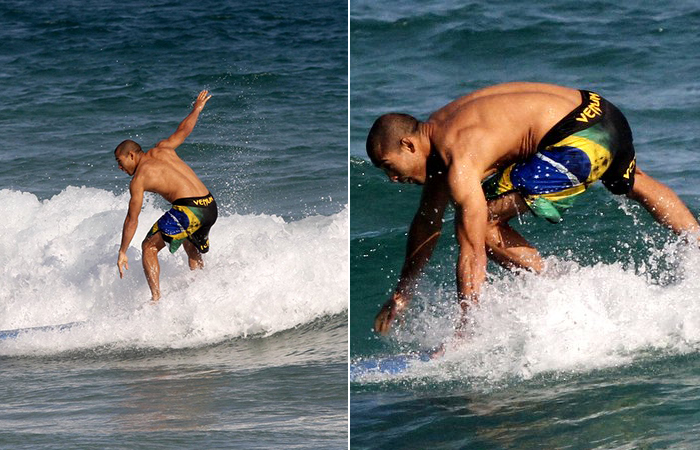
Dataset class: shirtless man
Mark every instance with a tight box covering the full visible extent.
[115,90,218,301]
[366,82,699,334]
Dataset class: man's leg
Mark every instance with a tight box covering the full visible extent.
[183,240,204,270]
[485,192,544,272]
[142,232,166,301]
[626,168,700,235]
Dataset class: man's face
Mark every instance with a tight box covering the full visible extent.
[377,145,426,185]
[115,152,136,176]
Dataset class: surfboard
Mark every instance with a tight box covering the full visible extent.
[0,321,86,341]
[350,350,433,380]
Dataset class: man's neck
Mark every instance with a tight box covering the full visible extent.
[415,122,434,159]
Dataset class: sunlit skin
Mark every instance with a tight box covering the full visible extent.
[369,82,700,335]
[376,135,432,184]
[115,153,138,176]
[116,90,212,301]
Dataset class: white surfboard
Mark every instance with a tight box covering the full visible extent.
[350,350,434,380]
[0,321,86,340]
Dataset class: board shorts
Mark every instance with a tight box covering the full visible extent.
[482,90,637,223]
[146,193,218,254]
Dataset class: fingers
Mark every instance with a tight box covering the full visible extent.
[374,319,387,335]
[117,258,129,279]
[373,315,385,334]
[198,90,212,103]
[194,90,212,111]
[373,305,394,335]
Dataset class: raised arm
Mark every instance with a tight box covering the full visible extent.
[156,90,212,150]
[117,177,145,278]
[374,174,450,334]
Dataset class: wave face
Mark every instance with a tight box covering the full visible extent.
[0,187,348,355]
[352,251,700,383]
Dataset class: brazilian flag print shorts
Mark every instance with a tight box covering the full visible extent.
[146,193,218,253]
[482,90,637,223]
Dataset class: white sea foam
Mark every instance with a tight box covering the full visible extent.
[363,246,700,384]
[0,187,348,355]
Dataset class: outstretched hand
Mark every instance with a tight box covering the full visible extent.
[117,252,129,279]
[194,90,212,111]
[373,294,408,335]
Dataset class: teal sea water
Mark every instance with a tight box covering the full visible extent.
[0,1,347,448]
[351,1,700,448]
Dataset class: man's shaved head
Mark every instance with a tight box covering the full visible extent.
[114,139,142,157]
[366,113,419,166]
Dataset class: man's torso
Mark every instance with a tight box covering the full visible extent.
[133,146,209,203]
[428,82,584,179]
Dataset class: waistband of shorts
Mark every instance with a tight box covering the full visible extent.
[173,193,215,208]
[537,90,611,150]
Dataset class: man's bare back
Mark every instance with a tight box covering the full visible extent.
[131,145,209,203]
[427,82,583,180]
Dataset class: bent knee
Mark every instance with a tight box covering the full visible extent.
[142,235,165,253]
[484,221,506,249]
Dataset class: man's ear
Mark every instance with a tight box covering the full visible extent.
[400,137,416,153]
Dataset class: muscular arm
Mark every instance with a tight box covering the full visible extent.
[448,161,488,311]
[374,174,450,334]
[156,90,212,150]
[117,178,145,278]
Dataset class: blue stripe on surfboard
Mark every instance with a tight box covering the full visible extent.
[0,321,86,341]
[350,351,432,380]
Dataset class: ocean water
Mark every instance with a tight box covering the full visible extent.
[0,0,348,448]
[351,1,700,448]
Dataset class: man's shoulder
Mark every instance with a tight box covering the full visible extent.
[431,118,489,153]
[131,156,159,181]
[140,146,179,165]
[148,144,176,155]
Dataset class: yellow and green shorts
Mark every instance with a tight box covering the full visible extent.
[146,193,218,253]
[482,90,637,223]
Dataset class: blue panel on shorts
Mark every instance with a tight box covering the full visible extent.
[156,209,190,236]
[510,147,591,195]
